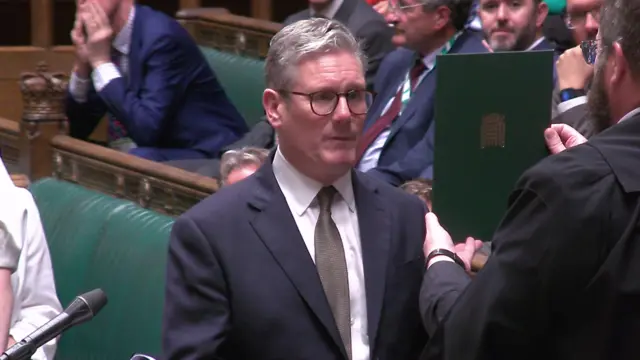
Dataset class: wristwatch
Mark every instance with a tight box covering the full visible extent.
[559,88,586,102]
[426,248,465,269]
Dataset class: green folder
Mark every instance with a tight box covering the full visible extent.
[432,51,554,243]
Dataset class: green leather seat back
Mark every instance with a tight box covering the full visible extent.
[30,178,174,360]
[199,46,265,128]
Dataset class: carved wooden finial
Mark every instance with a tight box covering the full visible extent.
[19,62,68,121]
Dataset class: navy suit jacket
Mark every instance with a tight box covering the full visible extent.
[162,156,428,360]
[65,5,248,160]
[362,31,487,186]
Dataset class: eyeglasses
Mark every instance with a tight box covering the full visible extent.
[564,8,600,29]
[388,1,428,14]
[580,40,597,64]
[280,89,374,116]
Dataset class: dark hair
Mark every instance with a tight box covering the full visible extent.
[423,0,473,31]
[599,0,640,79]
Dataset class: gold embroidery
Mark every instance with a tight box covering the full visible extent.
[481,113,506,148]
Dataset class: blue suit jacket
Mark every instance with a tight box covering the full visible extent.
[162,156,428,360]
[65,5,248,160]
[362,31,487,186]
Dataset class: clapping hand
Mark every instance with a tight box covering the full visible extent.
[79,1,114,68]
[544,123,587,154]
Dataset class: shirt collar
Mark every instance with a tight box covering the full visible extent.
[272,147,355,216]
[525,36,546,51]
[113,6,135,55]
[310,0,344,19]
[618,107,640,123]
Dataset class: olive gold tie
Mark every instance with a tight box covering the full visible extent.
[314,186,352,359]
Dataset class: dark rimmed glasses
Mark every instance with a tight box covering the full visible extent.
[279,89,374,116]
[564,8,601,29]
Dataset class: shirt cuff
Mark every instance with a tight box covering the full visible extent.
[91,62,121,92]
[557,95,587,114]
[69,73,91,103]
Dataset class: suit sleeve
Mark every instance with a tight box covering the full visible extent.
[218,119,274,156]
[366,121,435,186]
[551,102,595,138]
[97,36,191,147]
[65,84,108,141]
[162,216,230,360]
[356,20,394,91]
[420,261,471,336]
[422,170,610,359]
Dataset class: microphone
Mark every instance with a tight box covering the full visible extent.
[0,288,108,360]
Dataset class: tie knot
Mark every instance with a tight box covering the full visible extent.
[411,58,427,79]
[316,186,337,213]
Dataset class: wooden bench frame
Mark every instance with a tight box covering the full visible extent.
[176,7,281,58]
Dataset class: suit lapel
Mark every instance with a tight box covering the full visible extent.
[353,172,391,351]
[248,159,347,358]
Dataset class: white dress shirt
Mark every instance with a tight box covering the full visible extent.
[272,148,370,360]
[357,48,440,172]
[0,159,62,360]
[69,7,136,102]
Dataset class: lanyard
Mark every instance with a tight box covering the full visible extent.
[399,32,462,108]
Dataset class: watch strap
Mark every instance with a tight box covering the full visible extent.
[426,248,465,269]
[559,88,586,102]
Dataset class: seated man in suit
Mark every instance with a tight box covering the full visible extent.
[284,0,394,90]
[67,0,248,161]
[162,18,427,360]
[356,0,487,186]
[478,0,555,52]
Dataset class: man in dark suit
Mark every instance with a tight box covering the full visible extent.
[419,0,640,356]
[284,0,394,90]
[356,0,487,186]
[67,0,248,161]
[162,18,427,360]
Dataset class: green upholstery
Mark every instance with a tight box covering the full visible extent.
[199,46,265,128]
[30,178,174,360]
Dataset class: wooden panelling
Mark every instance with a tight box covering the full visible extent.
[201,0,251,17]
[177,10,281,58]
[31,0,53,47]
[53,0,74,46]
[0,0,31,45]
[272,0,307,22]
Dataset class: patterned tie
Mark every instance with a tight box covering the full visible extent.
[314,186,351,359]
[355,58,427,162]
[108,50,128,142]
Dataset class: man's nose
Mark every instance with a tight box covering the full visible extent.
[333,97,351,121]
[496,4,509,21]
[585,13,599,35]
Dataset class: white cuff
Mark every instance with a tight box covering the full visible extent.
[557,95,587,114]
[91,62,121,92]
[69,73,91,103]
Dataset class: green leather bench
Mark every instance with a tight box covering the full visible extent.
[31,178,173,360]
[200,46,265,128]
